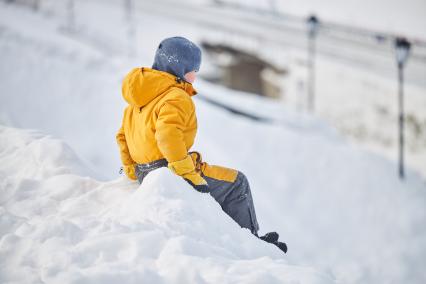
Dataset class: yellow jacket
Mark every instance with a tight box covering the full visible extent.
[116,67,198,168]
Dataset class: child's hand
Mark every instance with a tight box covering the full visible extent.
[123,164,137,180]
[168,155,208,187]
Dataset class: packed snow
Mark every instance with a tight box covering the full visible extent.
[1,1,426,283]
[0,125,336,283]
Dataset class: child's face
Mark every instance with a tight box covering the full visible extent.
[184,70,197,83]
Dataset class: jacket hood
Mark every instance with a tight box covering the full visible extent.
[121,67,197,107]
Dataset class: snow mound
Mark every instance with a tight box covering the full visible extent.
[0,125,336,284]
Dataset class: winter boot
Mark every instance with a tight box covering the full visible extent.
[259,232,288,254]
[260,232,279,243]
[274,241,288,253]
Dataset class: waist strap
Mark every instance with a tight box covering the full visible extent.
[136,158,168,172]
[135,158,168,185]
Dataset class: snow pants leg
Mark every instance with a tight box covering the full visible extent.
[189,151,260,235]
[135,152,260,235]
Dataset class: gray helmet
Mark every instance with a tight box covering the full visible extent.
[152,36,202,82]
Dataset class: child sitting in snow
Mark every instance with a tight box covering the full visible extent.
[116,36,287,253]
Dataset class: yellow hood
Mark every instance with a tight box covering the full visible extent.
[121,67,197,107]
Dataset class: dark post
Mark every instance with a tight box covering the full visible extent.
[398,60,405,178]
[33,0,40,11]
[394,37,411,179]
[307,15,319,113]
[67,0,75,33]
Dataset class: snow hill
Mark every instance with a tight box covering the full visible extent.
[1,1,426,283]
[0,125,335,284]
[1,104,426,284]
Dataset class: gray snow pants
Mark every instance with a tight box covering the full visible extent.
[135,152,260,235]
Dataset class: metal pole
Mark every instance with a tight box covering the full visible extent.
[398,62,405,179]
[308,34,316,112]
[67,0,75,33]
[33,0,40,11]
[307,15,318,113]
[394,37,410,180]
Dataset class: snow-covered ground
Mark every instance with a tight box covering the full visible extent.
[1,1,426,283]
[0,125,336,283]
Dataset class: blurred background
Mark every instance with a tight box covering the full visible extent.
[0,0,425,181]
[1,1,426,283]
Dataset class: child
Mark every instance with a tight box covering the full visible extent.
[116,36,287,253]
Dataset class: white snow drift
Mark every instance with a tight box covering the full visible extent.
[0,125,335,284]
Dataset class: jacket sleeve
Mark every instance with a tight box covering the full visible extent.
[155,95,193,163]
[116,113,135,166]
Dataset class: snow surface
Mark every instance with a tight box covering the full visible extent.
[1,1,426,283]
[0,125,335,284]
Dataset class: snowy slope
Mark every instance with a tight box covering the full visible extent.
[1,104,426,283]
[0,125,335,284]
[1,1,426,284]
[193,83,426,283]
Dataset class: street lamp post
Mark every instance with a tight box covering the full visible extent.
[66,0,75,33]
[394,37,411,179]
[307,15,319,113]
